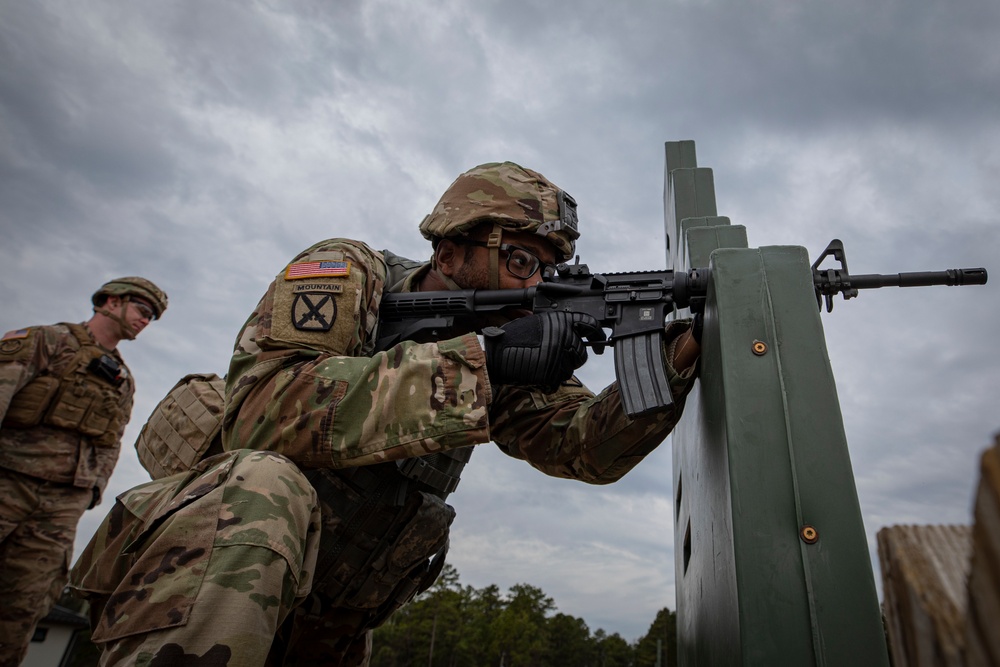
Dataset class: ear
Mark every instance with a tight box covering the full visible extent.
[435,239,462,278]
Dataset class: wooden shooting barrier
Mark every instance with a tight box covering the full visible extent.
[665,140,891,665]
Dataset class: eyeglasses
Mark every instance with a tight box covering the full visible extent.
[459,240,558,280]
[130,300,156,320]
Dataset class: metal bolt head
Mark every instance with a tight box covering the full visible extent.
[752,340,768,356]
[800,525,819,544]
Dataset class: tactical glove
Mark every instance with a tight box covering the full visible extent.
[482,312,606,391]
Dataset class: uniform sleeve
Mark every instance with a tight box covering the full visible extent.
[223,334,492,468]
[222,238,494,468]
[488,320,699,484]
[0,327,54,424]
[0,360,31,424]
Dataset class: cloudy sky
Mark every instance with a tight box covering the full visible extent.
[2,0,998,643]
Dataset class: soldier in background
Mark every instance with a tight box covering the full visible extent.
[0,277,167,666]
[71,163,700,666]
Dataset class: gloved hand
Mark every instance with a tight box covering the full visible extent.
[88,486,101,509]
[482,312,606,391]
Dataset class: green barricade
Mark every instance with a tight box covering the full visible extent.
[666,140,890,666]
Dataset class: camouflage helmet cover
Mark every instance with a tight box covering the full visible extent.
[419,161,580,261]
[92,277,168,319]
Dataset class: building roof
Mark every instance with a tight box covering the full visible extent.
[41,605,89,629]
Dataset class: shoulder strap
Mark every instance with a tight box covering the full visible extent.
[61,322,94,348]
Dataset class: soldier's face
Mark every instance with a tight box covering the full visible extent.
[451,230,558,290]
[107,296,154,337]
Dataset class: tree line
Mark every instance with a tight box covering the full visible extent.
[371,564,677,667]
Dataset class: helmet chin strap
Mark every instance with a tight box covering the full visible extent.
[95,296,137,341]
[436,272,464,291]
[487,223,503,290]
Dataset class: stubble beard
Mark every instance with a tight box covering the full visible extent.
[453,260,491,291]
[453,254,525,327]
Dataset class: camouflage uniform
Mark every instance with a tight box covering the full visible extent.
[71,164,698,666]
[0,323,135,666]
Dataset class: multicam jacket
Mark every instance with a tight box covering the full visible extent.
[0,323,134,496]
[220,237,698,624]
[224,238,697,482]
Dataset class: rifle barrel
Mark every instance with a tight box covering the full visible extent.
[849,268,988,290]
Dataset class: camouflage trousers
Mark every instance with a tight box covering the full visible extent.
[0,466,92,667]
[70,449,386,666]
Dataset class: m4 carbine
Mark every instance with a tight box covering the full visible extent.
[377,239,987,419]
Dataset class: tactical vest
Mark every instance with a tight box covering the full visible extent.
[303,445,474,627]
[3,323,130,447]
[135,373,227,480]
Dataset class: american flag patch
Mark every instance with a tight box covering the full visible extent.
[285,261,351,280]
[2,329,29,341]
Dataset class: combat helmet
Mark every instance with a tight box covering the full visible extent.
[419,162,580,269]
[92,277,168,319]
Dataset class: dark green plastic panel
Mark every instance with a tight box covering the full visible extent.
[664,142,889,666]
[683,221,747,270]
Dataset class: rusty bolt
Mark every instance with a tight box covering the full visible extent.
[752,340,768,356]
[800,525,819,544]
